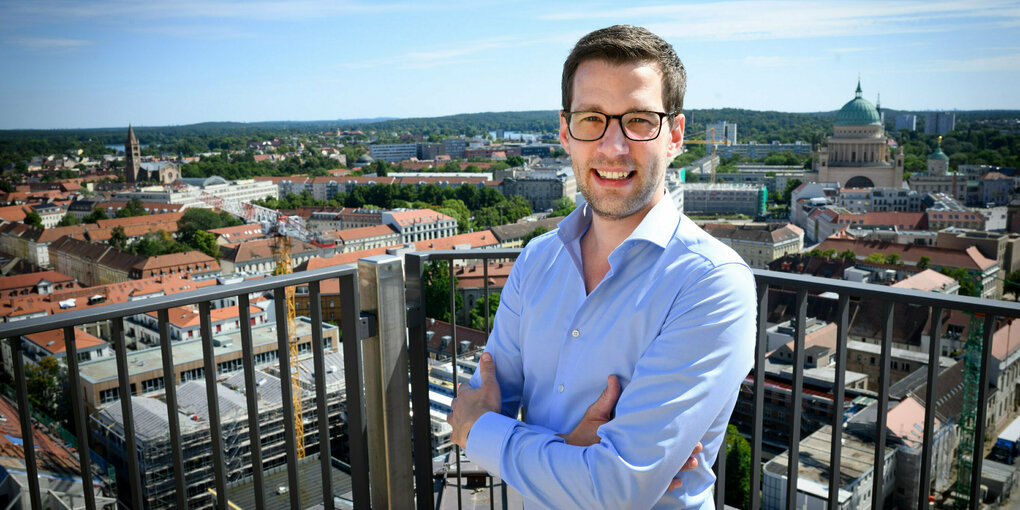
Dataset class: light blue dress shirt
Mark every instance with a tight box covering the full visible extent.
[465,196,757,509]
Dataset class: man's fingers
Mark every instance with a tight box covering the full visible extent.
[692,441,703,456]
[479,352,498,386]
[586,374,621,419]
[667,477,683,491]
[680,456,698,471]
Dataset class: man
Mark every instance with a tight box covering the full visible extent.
[448,25,756,509]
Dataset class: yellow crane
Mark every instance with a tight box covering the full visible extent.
[272,232,304,459]
[191,189,335,461]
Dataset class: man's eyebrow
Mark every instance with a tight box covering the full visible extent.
[570,104,664,113]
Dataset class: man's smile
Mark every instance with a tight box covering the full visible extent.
[593,169,634,181]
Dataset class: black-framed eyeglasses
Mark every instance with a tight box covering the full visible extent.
[562,110,674,142]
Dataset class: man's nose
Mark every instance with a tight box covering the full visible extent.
[596,117,629,158]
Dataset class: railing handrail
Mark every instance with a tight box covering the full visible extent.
[754,268,1020,315]
[0,264,356,339]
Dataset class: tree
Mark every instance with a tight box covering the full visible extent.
[423,261,462,322]
[178,208,240,246]
[506,155,526,167]
[864,252,885,264]
[23,211,43,228]
[25,356,66,422]
[108,226,128,250]
[192,230,221,259]
[57,213,81,226]
[884,253,902,265]
[940,266,978,297]
[838,249,856,261]
[781,179,802,204]
[440,199,472,233]
[724,425,752,509]
[917,255,931,270]
[83,207,109,223]
[549,197,576,218]
[470,291,501,331]
[1006,270,1020,300]
[503,195,533,223]
[115,197,148,218]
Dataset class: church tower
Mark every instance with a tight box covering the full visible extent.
[125,125,141,184]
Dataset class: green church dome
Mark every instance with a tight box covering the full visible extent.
[929,147,949,161]
[835,81,881,126]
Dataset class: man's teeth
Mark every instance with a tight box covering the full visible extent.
[596,170,630,180]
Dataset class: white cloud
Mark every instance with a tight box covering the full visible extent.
[6,37,91,48]
[920,53,1020,72]
[540,1,1020,42]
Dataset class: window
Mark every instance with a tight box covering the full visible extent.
[99,387,119,404]
[141,377,164,393]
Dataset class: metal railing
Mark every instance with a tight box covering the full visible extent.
[1,249,1019,510]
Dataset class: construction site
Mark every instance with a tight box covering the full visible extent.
[89,351,346,509]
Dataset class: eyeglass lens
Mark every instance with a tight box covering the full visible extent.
[568,112,663,141]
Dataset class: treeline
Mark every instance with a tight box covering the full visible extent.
[253,183,534,232]
[179,151,345,180]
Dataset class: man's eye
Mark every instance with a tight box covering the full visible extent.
[627,116,654,125]
[579,115,603,123]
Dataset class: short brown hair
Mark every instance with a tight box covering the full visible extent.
[561,25,686,116]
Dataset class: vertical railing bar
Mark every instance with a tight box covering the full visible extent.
[715,426,726,510]
[751,282,768,510]
[273,287,302,510]
[237,295,266,510]
[483,261,490,333]
[917,306,943,510]
[872,301,894,510]
[449,259,463,510]
[9,336,41,510]
[62,327,97,510]
[199,301,228,510]
[406,254,437,510]
[826,294,849,510]
[112,318,144,510]
[970,313,996,510]
[309,281,334,510]
[339,272,370,507]
[785,288,807,510]
[156,309,187,510]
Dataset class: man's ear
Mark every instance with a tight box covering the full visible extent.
[666,113,685,159]
[559,112,571,155]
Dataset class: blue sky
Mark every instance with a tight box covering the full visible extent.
[1,0,1018,130]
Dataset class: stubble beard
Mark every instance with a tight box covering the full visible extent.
[576,156,664,220]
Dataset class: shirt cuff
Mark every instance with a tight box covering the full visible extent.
[464,411,518,478]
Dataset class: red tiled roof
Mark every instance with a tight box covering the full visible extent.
[335,224,398,242]
[416,230,499,251]
[386,209,454,226]
[0,271,75,292]
[24,327,105,355]
[815,238,997,272]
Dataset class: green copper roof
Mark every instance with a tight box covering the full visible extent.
[929,147,949,161]
[835,80,881,126]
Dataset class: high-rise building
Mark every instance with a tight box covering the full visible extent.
[705,121,737,147]
[895,114,916,131]
[924,112,956,135]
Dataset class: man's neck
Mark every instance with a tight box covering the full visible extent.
[578,193,662,294]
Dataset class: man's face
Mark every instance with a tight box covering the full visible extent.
[560,59,685,221]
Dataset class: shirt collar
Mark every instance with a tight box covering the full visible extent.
[557,193,679,249]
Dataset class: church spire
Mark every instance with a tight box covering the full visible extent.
[855,75,862,98]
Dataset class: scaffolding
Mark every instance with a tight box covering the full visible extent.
[953,313,984,510]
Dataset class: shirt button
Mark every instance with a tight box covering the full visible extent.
[571,329,580,338]
[558,384,565,393]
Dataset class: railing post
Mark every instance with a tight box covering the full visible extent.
[359,254,415,509]
[406,253,437,510]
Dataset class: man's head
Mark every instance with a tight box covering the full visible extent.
[562,25,686,116]
[559,26,686,222]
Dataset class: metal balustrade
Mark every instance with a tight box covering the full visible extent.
[0,249,1018,510]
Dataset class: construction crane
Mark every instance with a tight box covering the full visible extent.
[190,187,334,460]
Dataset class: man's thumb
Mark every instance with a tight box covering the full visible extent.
[592,375,621,416]
[479,352,497,385]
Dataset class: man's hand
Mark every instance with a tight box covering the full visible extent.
[559,375,703,491]
[448,352,502,449]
